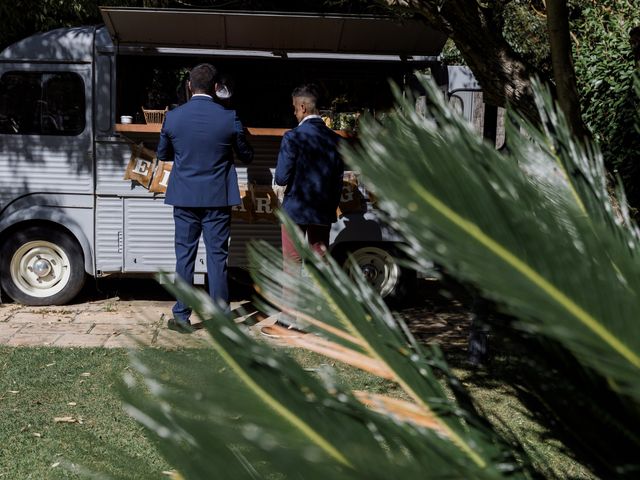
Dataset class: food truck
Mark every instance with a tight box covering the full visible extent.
[0,7,487,306]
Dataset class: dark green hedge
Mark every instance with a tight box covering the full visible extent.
[572,0,640,211]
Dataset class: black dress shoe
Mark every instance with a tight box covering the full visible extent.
[167,318,194,334]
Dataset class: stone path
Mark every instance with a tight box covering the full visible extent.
[0,297,265,348]
[0,277,472,349]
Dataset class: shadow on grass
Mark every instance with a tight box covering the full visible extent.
[396,276,630,479]
[390,277,600,478]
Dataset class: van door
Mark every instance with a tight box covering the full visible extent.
[0,63,94,304]
[0,63,94,211]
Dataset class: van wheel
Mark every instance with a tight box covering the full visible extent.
[0,227,86,305]
[341,246,416,302]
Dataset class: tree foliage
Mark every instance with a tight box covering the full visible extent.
[388,0,639,210]
[571,0,640,211]
[0,0,389,51]
[0,1,129,49]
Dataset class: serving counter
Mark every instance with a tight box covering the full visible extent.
[115,124,353,138]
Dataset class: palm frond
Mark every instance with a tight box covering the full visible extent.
[269,325,395,380]
[353,391,446,433]
[120,270,528,479]
[248,214,530,474]
[110,74,640,479]
[345,78,640,400]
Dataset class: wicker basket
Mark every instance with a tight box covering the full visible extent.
[141,106,168,124]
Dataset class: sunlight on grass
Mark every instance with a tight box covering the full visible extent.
[1,344,593,479]
[0,347,168,478]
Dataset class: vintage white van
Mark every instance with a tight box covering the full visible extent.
[0,7,486,306]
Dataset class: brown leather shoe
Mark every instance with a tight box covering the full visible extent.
[260,321,306,338]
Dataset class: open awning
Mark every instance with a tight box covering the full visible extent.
[100,7,447,59]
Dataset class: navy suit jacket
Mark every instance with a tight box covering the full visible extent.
[275,117,344,225]
[157,96,253,207]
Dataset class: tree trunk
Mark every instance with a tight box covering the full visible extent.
[546,0,589,141]
[387,1,543,125]
[631,26,640,67]
[386,0,577,124]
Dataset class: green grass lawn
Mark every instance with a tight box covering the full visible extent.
[0,347,169,479]
[0,346,593,479]
[291,349,594,479]
[450,356,595,480]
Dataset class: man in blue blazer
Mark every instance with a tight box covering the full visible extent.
[269,84,344,332]
[157,63,253,332]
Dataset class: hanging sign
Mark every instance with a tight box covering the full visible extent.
[124,143,362,223]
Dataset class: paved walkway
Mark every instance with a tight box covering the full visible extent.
[0,278,470,349]
[0,297,266,348]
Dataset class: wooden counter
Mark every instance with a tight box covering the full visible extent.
[115,124,353,138]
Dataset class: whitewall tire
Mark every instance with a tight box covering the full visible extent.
[342,245,409,299]
[1,226,85,305]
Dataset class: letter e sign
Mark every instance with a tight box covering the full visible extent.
[124,143,156,188]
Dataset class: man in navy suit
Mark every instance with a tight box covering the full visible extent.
[268,84,344,332]
[157,63,253,332]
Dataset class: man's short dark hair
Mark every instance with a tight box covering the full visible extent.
[189,63,218,93]
[292,84,320,106]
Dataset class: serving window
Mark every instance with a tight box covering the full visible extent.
[115,55,423,131]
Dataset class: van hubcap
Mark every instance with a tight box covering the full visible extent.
[32,258,53,277]
[360,264,379,282]
[10,241,71,298]
[344,247,400,298]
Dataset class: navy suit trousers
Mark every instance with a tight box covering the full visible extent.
[172,206,231,322]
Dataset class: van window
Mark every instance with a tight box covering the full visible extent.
[0,71,85,135]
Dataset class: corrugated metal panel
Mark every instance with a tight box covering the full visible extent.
[229,221,281,267]
[123,197,280,271]
[0,63,93,211]
[97,136,282,195]
[106,136,284,272]
[232,135,282,267]
[125,197,182,271]
[95,197,124,272]
[0,148,92,210]
[96,140,152,196]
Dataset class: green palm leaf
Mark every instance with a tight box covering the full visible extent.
[345,79,640,399]
[108,75,640,479]
[144,268,528,479]
[249,217,504,463]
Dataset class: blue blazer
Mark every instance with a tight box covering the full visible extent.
[275,117,344,225]
[157,96,253,207]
